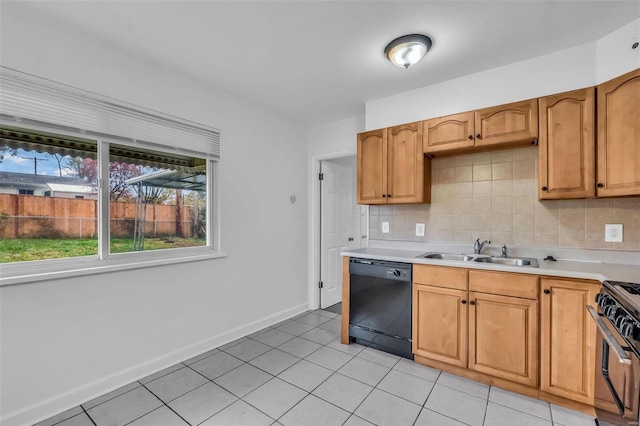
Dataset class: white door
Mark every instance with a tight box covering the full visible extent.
[320,156,362,309]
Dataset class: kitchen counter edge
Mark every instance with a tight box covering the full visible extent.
[341,248,640,283]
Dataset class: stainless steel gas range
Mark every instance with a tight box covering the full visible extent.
[590,280,640,426]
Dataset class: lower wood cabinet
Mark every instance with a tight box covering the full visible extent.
[413,284,468,367]
[413,265,599,409]
[413,266,538,387]
[469,291,538,386]
[540,278,599,405]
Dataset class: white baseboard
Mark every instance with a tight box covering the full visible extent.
[2,302,309,426]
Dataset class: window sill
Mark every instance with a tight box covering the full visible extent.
[0,247,228,287]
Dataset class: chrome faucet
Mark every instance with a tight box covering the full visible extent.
[501,244,508,258]
[474,238,490,254]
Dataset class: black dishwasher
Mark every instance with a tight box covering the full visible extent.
[349,258,413,359]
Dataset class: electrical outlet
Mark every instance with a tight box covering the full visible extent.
[416,223,425,237]
[605,224,623,242]
[381,221,390,233]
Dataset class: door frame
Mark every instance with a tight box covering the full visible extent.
[308,150,365,310]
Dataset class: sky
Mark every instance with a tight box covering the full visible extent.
[0,148,77,177]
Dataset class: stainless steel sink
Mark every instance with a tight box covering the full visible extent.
[417,252,538,267]
[473,256,539,267]
[420,253,475,261]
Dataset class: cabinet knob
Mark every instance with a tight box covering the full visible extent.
[476,134,482,139]
[382,194,386,198]
[469,300,475,305]
[541,186,548,191]
[544,289,550,294]
[468,135,473,140]
[387,194,392,198]
[461,300,467,304]
[597,183,604,188]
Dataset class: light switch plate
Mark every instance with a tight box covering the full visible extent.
[416,223,425,237]
[381,221,390,233]
[605,224,623,242]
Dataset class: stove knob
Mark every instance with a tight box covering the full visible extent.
[605,305,619,320]
[621,322,636,339]
[615,314,628,330]
[598,295,613,310]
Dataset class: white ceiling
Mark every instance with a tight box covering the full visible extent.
[14,1,640,125]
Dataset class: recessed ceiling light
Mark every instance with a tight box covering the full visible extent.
[384,34,433,69]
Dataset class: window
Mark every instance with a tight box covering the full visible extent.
[0,67,220,271]
[108,144,207,254]
[0,126,215,264]
[0,128,99,262]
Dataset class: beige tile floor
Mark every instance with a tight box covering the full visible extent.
[35,310,596,426]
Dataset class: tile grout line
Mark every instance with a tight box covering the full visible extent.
[134,382,195,426]
[481,385,491,426]
[79,405,97,426]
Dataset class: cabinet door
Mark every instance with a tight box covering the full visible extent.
[540,278,599,404]
[413,284,468,367]
[596,68,640,197]
[539,88,595,199]
[468,292,538,386]
[357,129,387,204]
[423,112,475,154]
[475,99,538,147]
[387,122,426,203]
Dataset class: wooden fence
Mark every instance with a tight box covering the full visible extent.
[0,194,199,239]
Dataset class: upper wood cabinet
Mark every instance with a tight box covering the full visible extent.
[357,128,387,204]
[538,88,595,200]
[475,99,539,148]
[357,122,430,204]
[596,68,640,197]
[423,99,538,155]
[540,278,599,405]
[423,112,475,153]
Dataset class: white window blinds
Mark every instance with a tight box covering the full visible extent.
[0,67,220,159]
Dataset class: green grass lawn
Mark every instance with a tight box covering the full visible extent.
[0,237,206,263]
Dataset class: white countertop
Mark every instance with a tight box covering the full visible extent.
[341,247,640,283]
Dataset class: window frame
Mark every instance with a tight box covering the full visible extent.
[0,123,224,287]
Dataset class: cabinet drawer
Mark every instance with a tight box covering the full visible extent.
[469,270,538,299]
[414,265,468,290]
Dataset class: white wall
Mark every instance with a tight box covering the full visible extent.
[596,18,640,83]
[0,3,308,426]
[366,42,597,130]
[366,18,640,130]
[306,115,364,308]
[307,115,364,158]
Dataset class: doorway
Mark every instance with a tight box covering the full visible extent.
[319,155,364,309]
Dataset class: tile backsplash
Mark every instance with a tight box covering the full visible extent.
[369,147,640,251]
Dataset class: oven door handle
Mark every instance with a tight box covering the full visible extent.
[586,305,632,365]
